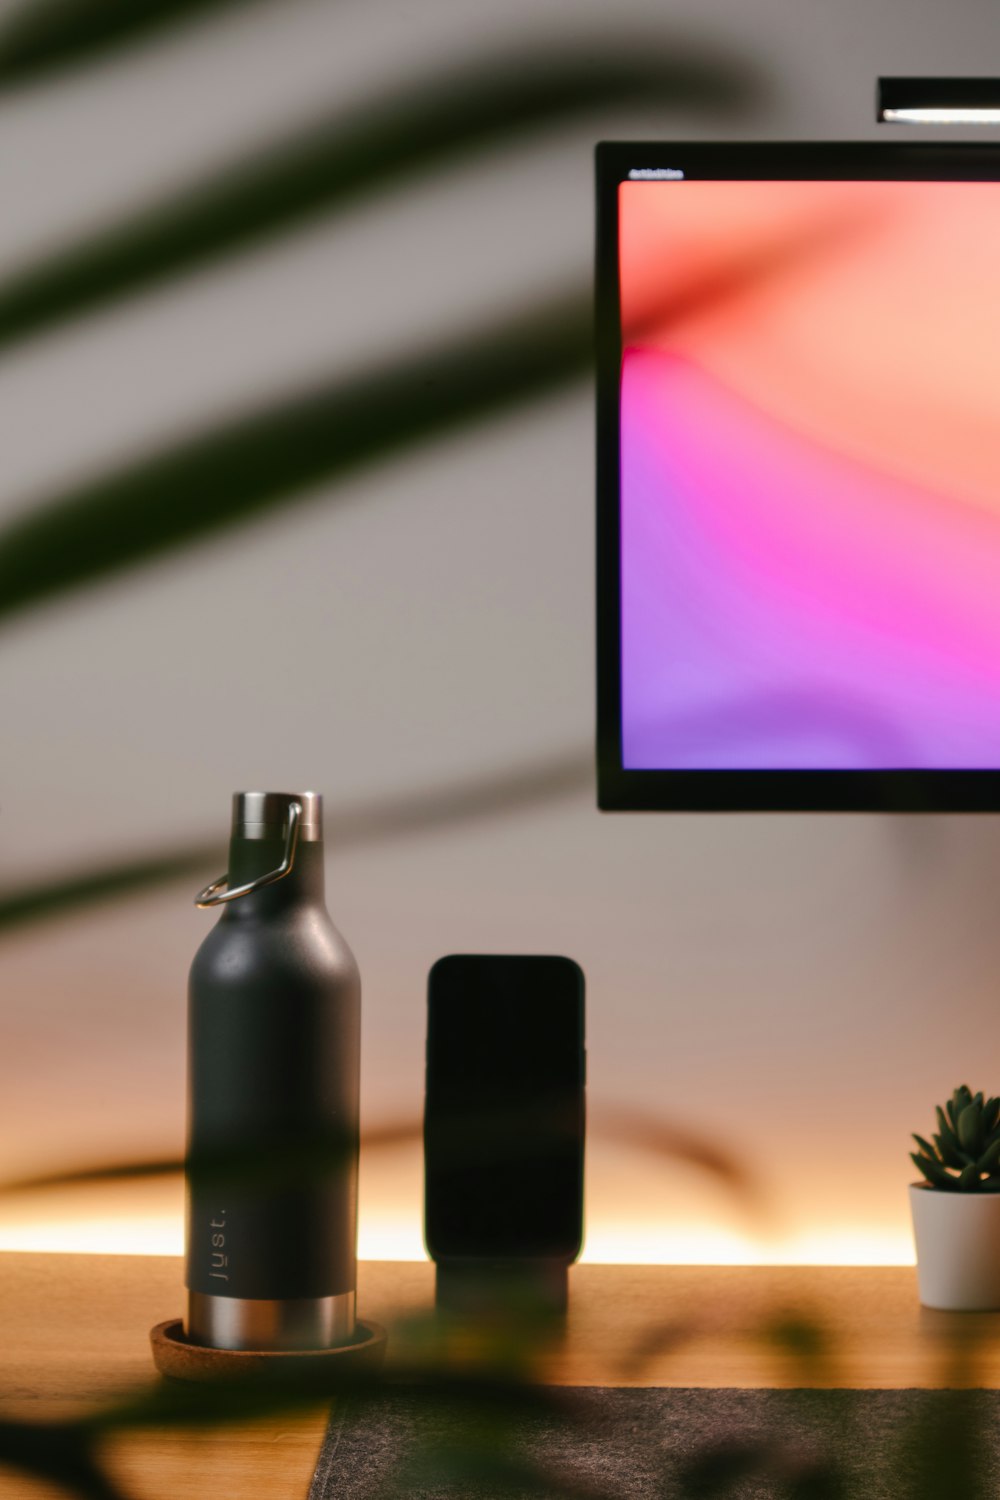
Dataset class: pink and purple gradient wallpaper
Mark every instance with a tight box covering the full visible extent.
[619,180,1000,769]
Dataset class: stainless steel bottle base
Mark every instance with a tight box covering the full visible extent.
[186,1290,356,1351]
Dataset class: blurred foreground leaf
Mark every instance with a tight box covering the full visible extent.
[0,1416,125,1500]
[0,746,591,932]
[0,0,263,88]
[0,42,758,350]
[900,1391,991,1500]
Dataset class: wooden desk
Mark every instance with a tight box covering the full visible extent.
[2,1253,998,1499]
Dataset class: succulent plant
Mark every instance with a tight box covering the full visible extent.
[911,1085,1000,1191]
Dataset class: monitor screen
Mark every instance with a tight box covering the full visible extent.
[596,143,1000,811]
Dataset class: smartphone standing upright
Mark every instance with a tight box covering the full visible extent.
[424,954,585,1299]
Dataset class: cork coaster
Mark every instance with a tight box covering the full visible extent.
[150,1318,387,1384]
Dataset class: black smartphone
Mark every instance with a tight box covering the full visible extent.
[424,954,585,1265]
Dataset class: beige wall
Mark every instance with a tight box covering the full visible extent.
[3,0,1000,1261]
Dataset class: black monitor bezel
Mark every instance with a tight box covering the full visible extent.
[596,140,1000,813]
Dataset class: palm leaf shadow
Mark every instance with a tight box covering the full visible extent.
[0,214,876,937]
[0,288,591,622]
[0,747,593,933]
[0,0,266,89]
[597,1105,770,1227]
[0,203,867,627]
[0,42,759,352]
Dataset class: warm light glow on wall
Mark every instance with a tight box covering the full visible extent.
[0,1145,920,1265]
[0,1209,915,1265]
[581,1222,914,1267]
[0,1215,182,1256]
[0,1212,433,1260]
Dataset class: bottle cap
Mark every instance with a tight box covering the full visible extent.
[232,791,323,842]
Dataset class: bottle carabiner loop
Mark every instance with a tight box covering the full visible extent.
[195,800,302,908]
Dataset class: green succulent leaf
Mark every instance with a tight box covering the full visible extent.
[935,1108,965,1164]
[911,1152,956,1190]
[935,1132,972,1169]
[977,1138,1000,1175]
[912,1133,938,1162]
[958,1101,983,1153]
[985,1098,1000,1131]
[958,1162,981,1191]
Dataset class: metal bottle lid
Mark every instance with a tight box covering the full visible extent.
[232,790,323,843]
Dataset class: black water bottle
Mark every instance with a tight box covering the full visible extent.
[185,791,360,1351]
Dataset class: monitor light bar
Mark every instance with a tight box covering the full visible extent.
[878,77,1000,125]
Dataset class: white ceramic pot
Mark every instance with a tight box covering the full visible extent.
[910,1183,1000,1309]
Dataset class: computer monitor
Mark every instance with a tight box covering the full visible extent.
[596,142,1000,811]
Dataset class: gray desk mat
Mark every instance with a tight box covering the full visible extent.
[308,1385,1000,1499]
